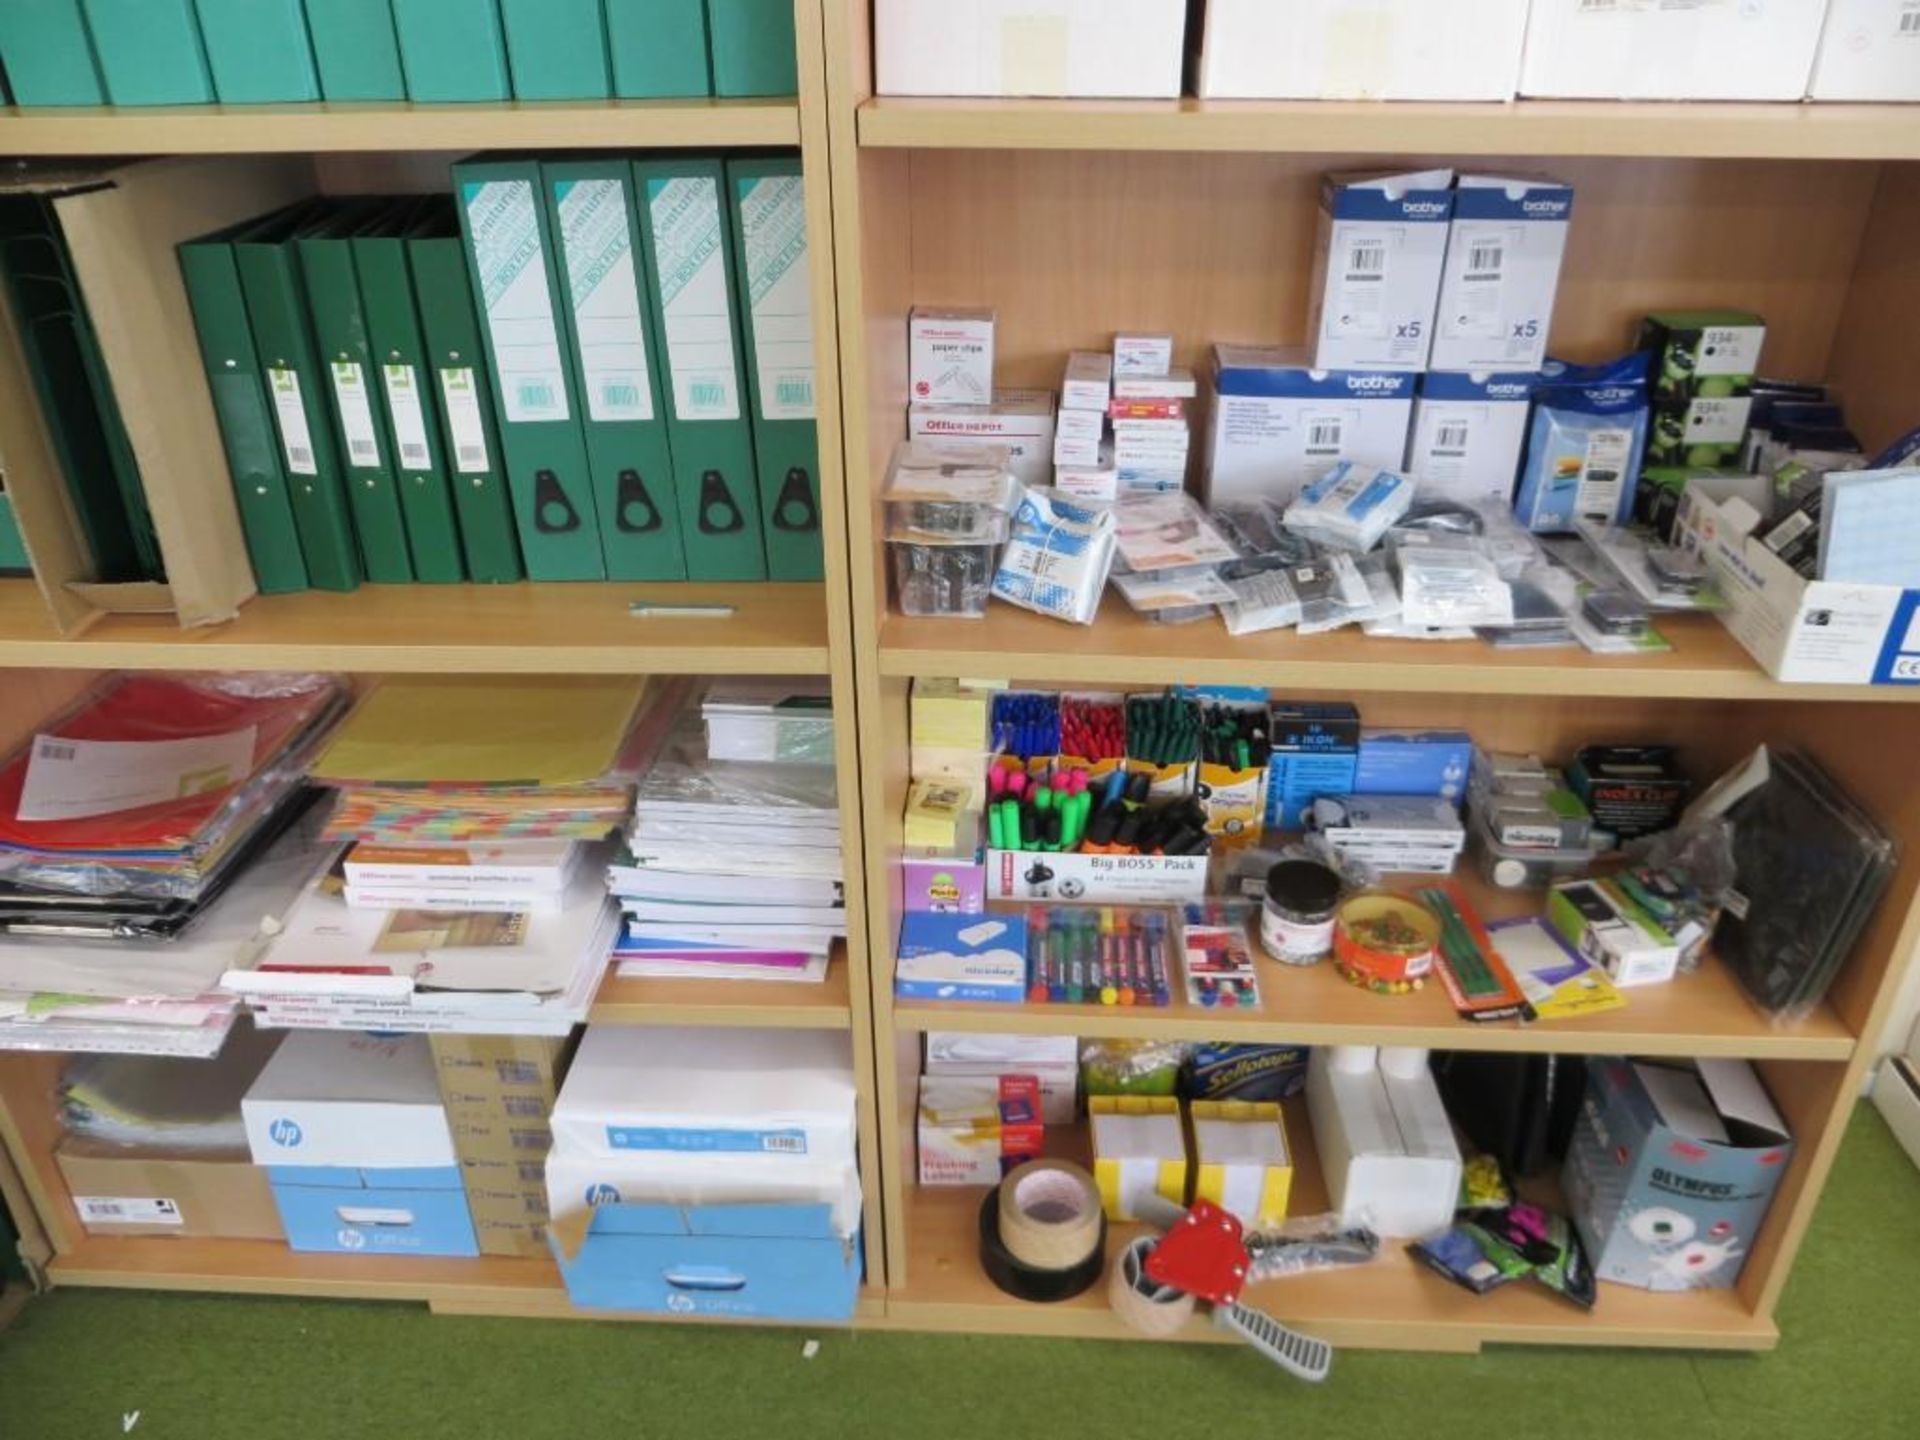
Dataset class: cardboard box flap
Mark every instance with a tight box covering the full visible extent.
[1634,1062,1730,1145]
[65,580,177,615]
[1696,1059,1791,1146]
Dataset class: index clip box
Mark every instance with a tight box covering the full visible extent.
[1519,0,1829,101]
[1089,1095,1190,1221]
[195,0,321,104]
[1406,372,1536,507]
[1429,177,1573,376]
[909,389,1057,488]
[500,0,611,100]
[1204,346,1415,508]
[875,0,1188,99]
[910,308,995,406]
[1307,170,1454,373]
[1564,1058,1793,1292]
[708,0,799,97]
[1190,1100,1293,1230]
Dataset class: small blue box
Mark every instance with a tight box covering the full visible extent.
[895,912,1028,1003]
[1266,751,1360,830]
[552,1204,861,1320]
[1355,729,1474,804]
[267,1163,478,1257]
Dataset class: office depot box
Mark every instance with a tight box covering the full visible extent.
[1429,177,1572,376]
[1204,346,1415,507]
[1678,484,1920,687]
[266,1162,479,1257]
[1811,1,1920,100]
[1405,373,1536,506]
[57,1141,282,1241]
[243,1033,457,1170]
[876,0,1187,98]
[1520,0,1828,101]
[986,849,1208,903]
[909,390,1056,487]
[549,1203,861,1319]
[1563,1058,1793,1292]
[1196,0,1528,101]
[1307,170,1453,373]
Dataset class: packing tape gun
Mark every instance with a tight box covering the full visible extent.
[979,1160,1106,1302]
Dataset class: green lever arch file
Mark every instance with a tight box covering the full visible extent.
[194,0,320,103]
[545,161,686,581]
[308,0,407,101]
[407,198,523,584]
[297,201,414,583]
[82,0,216,106]
[455,159,605,581]
[606,0,708,98]
[708,0,798,97]
[500,0,610,100]
[727,157,823,582]
[178,221,309,594]
[0,1,106,107]
[353,201,464,584]
[233,202,362,592]
[632,157,766,581]
[393,0,510,103]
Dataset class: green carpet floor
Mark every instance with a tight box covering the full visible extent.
[2,1107,1916,1440]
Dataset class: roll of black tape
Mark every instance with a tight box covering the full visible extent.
[977,1189,1106,1303]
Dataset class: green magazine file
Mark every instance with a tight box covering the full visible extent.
[500,0,610,100]
[632,157,766,581]
[308,0,406,101]
[194,0,320,103]
[353,199,465,584]
[727,156,823,581]
[179,214,311,594]
[82,0,216,105]
[297,200,414,583]
[233,201,363,592]
[455,158,605,580]
[392,0,510,103]
[545,160,686,581]
[407,198,523,584]
[605,0,708,98]
[0,1,106,106]
[708,0,798,97]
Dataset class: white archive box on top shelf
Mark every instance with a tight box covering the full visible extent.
[1809,0,1920,101]
[874,0,1188,98]
[1519,0,1831,102]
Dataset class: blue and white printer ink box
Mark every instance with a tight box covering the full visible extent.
[1306,170,1454,373]
[1356,729,1475,804]
[895,912,1029,1002]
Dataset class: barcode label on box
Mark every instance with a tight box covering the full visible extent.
[502,1095,547,1119]
[605,1124,810,1156]
[1466,241,1504,280]
[382,364,434,472]
[463,178,571,424]
[438,368,493,474]
[76,1196,183,1227]
[1306,419,1344,454]
[268,368,319,476]
[330,362,383,469]
[1902,3,1920,37]
[555,176,657,424]
[37,741,75,762]
[646,175,742,422]
[1346,241,1386,281]
[1435,422,1471,455]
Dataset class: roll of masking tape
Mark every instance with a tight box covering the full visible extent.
[997,1160,1103,1272]
[1108,1236,1196,1338]
[978,1189,1106,1304]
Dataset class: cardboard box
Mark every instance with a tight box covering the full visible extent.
[1550,879,1682,990]
[1062,350,1113,412]
[1266,701,1362,829]
[875,0,1188,98]
[266,1161,478,1257]
[57,1141,282,1241]
[1679,482,1920,687]
[1810,1,1920,100]
[895,910,1029,1002]
[1405,372,1535,507]
[1306,171,1453,373]
[908,389,1056,487]
[1195,0,1529,101]
[1355,729,1475,803]
[1520,0,1828,100]
[0,157,310,633]
[917,1074,1044,1185]
[985,849,1208,903]
[1114,333,1173,377]
[1089,1095,1189,1221]
[1429,176,1573,375]
[1306,1047,1460,1239]
[1204,346,1415,507]
[925,1031,1078,1124]
[1871,1053,1920,1175]
[1190,1100,1293,1230]
[1639,311,1765,472]
[243,1032,457,1170]
[909,307,995,405]
[1563,1058,1793,1292]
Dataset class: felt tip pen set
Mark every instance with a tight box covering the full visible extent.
[1022,905,1174,1008]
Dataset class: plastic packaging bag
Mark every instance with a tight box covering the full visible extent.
[1296,551,1399,635]
[1392,532,1516,630]
[1284,462,1417,552]
[991,489,1118,625]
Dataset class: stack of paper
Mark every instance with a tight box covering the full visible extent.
[702,680,835,766]
[341,839,585,914]
[609,720,845,985]
[60,1020,284,1150]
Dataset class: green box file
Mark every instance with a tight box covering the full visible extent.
[406,198,522,584]
[708,0,797,97]
[194,0,320,103]
[297,202,414,583]
[353,202,464,584]
[307,0,406,101]
[727,157,822,581]
[233,202,362,592]
[178,221,310,594]
[393,0,510,102]
[455,159,605,580]
[0,490,30,573]
[632,158,766,581]
[545,162,686,581]
[82,0,216,106]
[0,2,106,106]
[500,0,609,100]
[605,0,708,97]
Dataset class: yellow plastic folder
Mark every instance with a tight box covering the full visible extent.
[312,678,647,787]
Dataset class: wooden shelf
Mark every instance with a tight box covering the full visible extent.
[859,96,1920,160]
[0,98,799,155]
[591,949,853,1028]
[886,1104,1779,1352]
[879,606,1916,703]
[0,580,831,675]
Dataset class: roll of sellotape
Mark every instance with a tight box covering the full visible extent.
[997,1160,1103,1271]
[978,1190,1107,1303]
[1108,1236,1196,1338]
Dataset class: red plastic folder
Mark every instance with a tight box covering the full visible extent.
[0,675,334,853]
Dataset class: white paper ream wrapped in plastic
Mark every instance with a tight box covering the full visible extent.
[991,488,1118,625]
